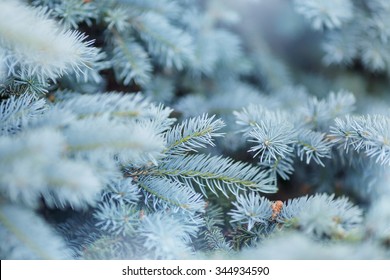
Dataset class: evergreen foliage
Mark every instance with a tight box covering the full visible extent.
[1,0,390,259]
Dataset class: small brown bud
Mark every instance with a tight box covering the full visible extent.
[271,200,283,220]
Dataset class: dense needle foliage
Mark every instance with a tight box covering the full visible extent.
[1,0,390,259]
